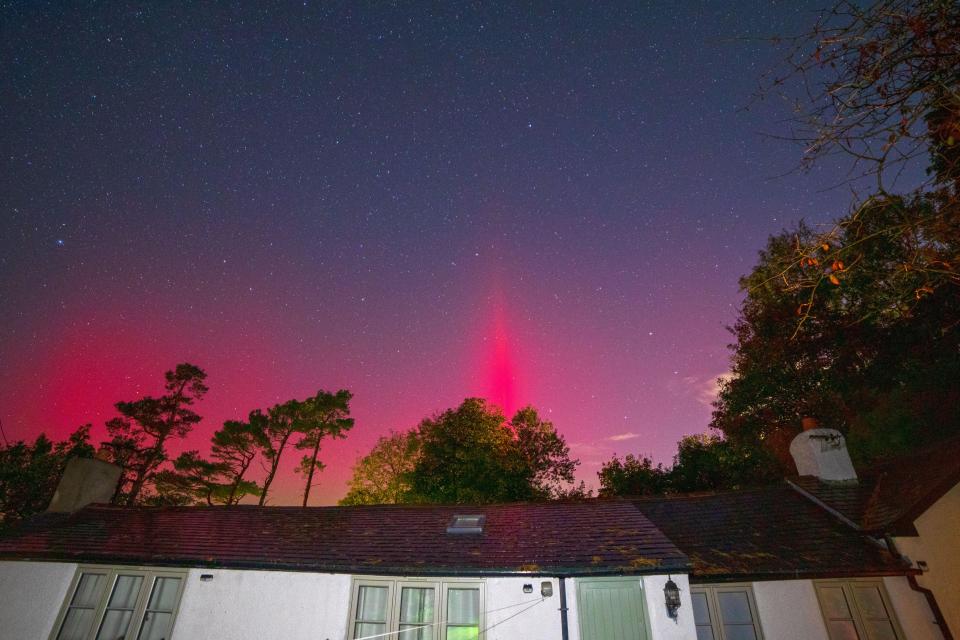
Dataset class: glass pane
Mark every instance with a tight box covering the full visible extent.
[71,573,107,608]
[400,587,435,623]
[718,591,753,625]
[446,589,479,624]
[696,626,716,640]
[108,575,144,609]
[356,586,389,622]
[400,624,432,640]
[820,587,853,619]
[446,627,479,640]
[827,620,862,640]
[692,592,711,625]
[96,609,134,640]
[355,622,386,639]
[863,619,897,640]
[137,611,175,640]
[57,608,97,640]
[146,577,182,611]
[853,586,889,620]
[724,624,758,640]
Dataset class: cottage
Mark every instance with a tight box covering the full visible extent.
[0,427,957,640]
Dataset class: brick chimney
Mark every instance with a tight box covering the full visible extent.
[788,419,857,483]
[47,456,123,513]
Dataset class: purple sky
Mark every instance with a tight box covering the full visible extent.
[1,2,860,504]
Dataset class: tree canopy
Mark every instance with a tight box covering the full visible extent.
[0,425,95,531]
[342,399,581,505]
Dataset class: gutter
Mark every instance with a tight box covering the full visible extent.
[884,535,953,640]
[558,577,570,640]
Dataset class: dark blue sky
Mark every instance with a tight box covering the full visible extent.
[2,1,860,503]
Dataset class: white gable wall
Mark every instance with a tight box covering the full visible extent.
[894,481,960,638]
[0,560,76,639]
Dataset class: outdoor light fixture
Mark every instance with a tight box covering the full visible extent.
[200,574,214,582]
[540,581,553,597]
[664,577,681,618]
[523,584,533,593]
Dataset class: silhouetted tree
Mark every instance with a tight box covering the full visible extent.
[597,453,670,498]
[103,363,208,505]
[295,390,354,507]
[211,416,265,505]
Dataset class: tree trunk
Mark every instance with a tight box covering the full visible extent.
[258,434,291,506]
[301,437,322,507]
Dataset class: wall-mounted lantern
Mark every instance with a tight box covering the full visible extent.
[664,577,681,618]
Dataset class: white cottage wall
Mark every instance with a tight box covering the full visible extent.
[751,579,830,640]
[171,568,352,640]
[883,576,945,640]
[0,560,77,639]
[642,574,697,640]
[482,577,562,640]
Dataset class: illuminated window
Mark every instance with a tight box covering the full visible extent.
[814,579,903,640]
[349,578,483,640]
[691,584,764,640]
[52,566,186,640]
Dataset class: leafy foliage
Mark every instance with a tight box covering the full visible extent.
[0,426,95,531]
[406,399,581,503]
[712,204,960,465]
[340,430,421,506]
[597,433,779,497]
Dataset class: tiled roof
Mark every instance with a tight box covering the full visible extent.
[0,500,688,577]
[632,485,912,581]
[789,436,960,534]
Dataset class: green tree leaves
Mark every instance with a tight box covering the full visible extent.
[342,399,582,505]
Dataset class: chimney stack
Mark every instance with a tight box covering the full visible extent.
[47,457,123,513]
[789,420,857,483]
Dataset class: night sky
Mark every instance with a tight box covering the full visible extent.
[2,2,855,504]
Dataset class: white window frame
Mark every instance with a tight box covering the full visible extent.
[49,565,187,640]
[814,578,905,640]
[691,583,765,640]
[347,576,485,640]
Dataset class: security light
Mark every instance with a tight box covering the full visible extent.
[664,577,681,618]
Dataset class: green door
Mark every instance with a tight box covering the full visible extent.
[577,578,650,640]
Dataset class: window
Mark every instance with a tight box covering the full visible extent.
[691,584,764,640]
[52,567,186,640]
[446,515,485,535]
[349,578,483,640]
[814,579,903,640]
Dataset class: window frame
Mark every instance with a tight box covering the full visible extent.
[347,577,484,640]
[814,578,905,640]
[690,583,765,640]
[49,565,187,640]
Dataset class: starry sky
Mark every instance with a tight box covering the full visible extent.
[1,2,857,504]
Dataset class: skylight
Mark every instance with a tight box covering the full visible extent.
[446,514,485,535]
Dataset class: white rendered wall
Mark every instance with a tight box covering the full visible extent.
[751,579,830,640]
[895,482,960,638]
[172,568,352,640]
[883,576,945,640]
[482,577,562,640]
[642,573,697,640]
[0,560,77,639]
